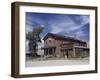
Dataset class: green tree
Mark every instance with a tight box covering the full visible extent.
[26,26,44,57]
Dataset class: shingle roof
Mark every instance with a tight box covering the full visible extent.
[43,33,86,43]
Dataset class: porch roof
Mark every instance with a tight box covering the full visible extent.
[42,46,56,49]
[74,46,89,49]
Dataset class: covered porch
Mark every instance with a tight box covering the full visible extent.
[61,46,89,58]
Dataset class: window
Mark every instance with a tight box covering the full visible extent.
[49,40,52,43]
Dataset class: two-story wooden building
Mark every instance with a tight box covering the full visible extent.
[43,33,89,58]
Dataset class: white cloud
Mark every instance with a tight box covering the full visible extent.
[27,15,46,27]
[26,24,33,33]
[50,15,89,35]
[81,16,89,25]
[75,30,87,38]
[50,16,75,33]
[38,39,44,48]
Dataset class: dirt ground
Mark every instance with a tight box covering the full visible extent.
[25,57,89,67]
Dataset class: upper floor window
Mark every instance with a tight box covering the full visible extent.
[49,40,52,43]
[48,38,53,43]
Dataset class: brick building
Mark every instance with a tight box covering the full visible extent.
[43,33,89,58]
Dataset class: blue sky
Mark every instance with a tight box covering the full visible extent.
[26,12,90,42]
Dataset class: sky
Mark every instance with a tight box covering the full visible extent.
[25,12,90,49]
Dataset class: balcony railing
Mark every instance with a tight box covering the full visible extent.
[60,43,74,49]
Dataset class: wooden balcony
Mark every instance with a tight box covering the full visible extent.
[60,43,74,49]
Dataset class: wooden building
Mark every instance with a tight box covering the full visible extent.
[43,33,89,58]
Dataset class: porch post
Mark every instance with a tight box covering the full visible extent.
[47,48,49,55]
[45,49,47,55]
[73,47,76,58]
[52,48,54,56]
[44,48,46,55]
[81,49,84,58]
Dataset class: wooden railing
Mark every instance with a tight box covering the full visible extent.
[60,43,74,49]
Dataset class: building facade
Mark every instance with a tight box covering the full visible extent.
[43,33,89,58]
